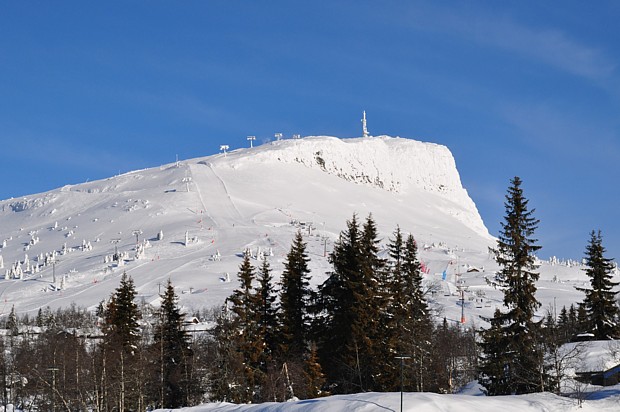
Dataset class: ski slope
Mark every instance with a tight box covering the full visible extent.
[0,136,606,328]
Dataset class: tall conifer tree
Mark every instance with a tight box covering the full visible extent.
[100,272,143,411]
[210,305,247,403]
[279,230,312,358]
[227,254,264,402]
[151,279,195,408]
[381,229,433,391]
[352,215,387,391]
[381,226,407,389]
[257,258,279,362]
[316,214,388,392]
[316,214,363,392]
[576,230,620,339]
[479,177,548,395]
[402,234,433,391]
[103,272,141,349]
[478,309,511,395]
[6,306,18,336]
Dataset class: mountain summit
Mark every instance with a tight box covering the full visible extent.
[0,135,500,317]
[233,135,488,236]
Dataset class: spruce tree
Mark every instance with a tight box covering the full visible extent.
[557,306,571,343]
[379,226,407,391]
[210,305,247,403]
[402,234,433,391]
[568,304,579,333]
[6,306,18,336]
[257,258,279,362]
[103,272,141,350]
[35,308,44,328]
[303,343,327,399]
[222,254,264,402]
[316,214,363,392]
[279,230,312,358]
[100,272,143,411]
[316,214,388,392]
[479,177,547,395]
[576,230,620,339]
[479,309,511,395]
[228,254,258,332]
[381,228,432,391]
[151,279,194,408]
[352,214,387,391]
[576,304,589,334]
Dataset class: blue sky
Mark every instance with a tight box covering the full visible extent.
[1,1,619,260]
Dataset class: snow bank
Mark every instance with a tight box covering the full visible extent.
[153,389,620,411]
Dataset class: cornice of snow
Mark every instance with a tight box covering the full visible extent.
[214,135,490,237]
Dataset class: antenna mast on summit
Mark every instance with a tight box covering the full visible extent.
[361,110,370,138]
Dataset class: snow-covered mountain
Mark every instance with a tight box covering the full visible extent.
[0,136,599,325]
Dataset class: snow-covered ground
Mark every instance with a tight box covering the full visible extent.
[0,136,606,328]
[152,386,620,412]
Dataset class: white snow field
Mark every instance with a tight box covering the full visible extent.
[151,388,620,412]
[0,136,606,326]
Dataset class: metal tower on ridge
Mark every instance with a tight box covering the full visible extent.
[361,110,370,138]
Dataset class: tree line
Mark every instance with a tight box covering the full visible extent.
[0,176,618,408]
[478,177,620,395]
[0,275,202,411]
[209,216,477,403]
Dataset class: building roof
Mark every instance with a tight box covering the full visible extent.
[561,340,620,374]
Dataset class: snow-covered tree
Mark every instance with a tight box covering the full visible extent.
[23,254,30,273]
